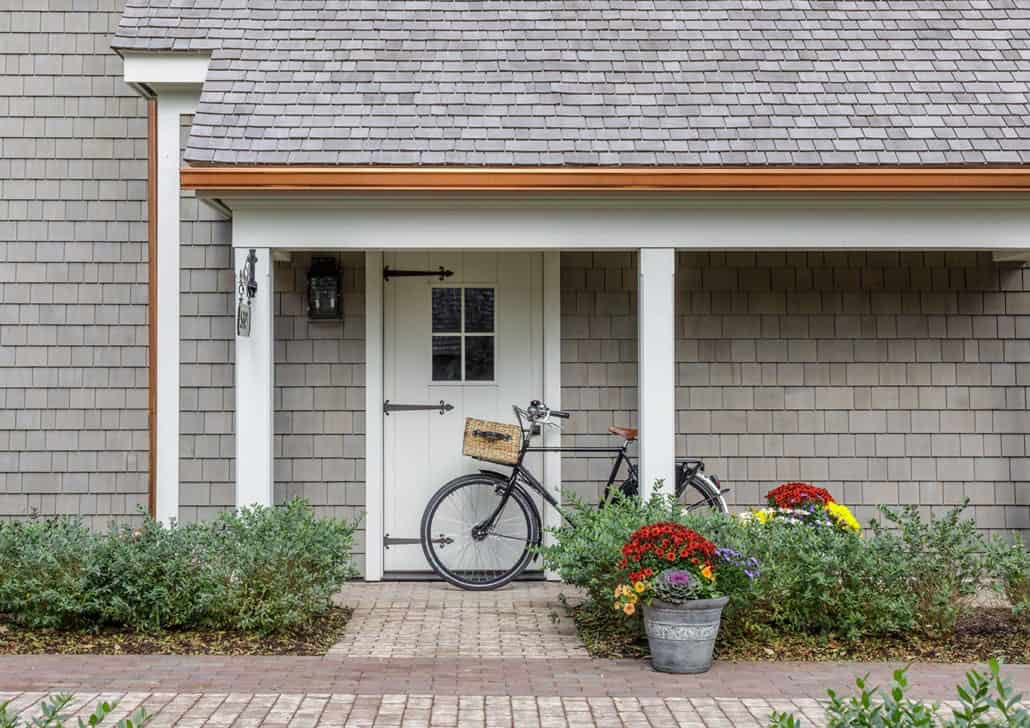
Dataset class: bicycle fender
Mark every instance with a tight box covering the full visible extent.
[477,468,510,481]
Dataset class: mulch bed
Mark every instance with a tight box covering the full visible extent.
[0,606,352,656]
[574,605,1030,663]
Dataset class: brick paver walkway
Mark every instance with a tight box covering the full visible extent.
[328,582,587,658]
[1,583,1027,726]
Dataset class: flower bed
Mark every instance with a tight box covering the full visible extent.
[541,484,1030,663]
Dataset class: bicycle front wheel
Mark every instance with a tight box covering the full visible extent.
[420,474,541,590]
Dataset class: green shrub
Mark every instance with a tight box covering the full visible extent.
[769,659,1029,728]
[0,516,96,629]
[872,502,985,635]
[706,517,915,640]
[0,499,358,634]
[0,694,149,728]
[543,489,995,643]
[204,499,359,633]
[986,534,1030,617]
[88,518,216,632]
[540,486,691,607]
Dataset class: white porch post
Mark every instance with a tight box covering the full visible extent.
[542,251,562,579]
[364,251,385,581]
[234,247,275,509]
[637,248,677,500]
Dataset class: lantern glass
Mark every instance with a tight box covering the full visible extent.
[307,257,342,320]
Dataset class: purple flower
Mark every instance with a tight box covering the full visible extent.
[716,547,741,561]
[664,569,693,586]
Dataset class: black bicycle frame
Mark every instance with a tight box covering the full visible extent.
[476,419,637,532]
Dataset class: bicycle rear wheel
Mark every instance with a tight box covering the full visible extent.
[420,474,541,590]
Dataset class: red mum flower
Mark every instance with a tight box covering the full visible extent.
[767,482,834,509]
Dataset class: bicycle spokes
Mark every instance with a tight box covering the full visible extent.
[423,477,535,587]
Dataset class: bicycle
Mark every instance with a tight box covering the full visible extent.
[420,400,729,590]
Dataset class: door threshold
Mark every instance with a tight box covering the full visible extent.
[381,570,547,582]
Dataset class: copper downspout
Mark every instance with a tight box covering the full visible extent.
[147,98,158,517]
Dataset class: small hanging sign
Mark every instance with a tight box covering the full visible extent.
[237,249,258,337]
[237,269,252,337]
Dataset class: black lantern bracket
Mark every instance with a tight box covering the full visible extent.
[383,265,454,282]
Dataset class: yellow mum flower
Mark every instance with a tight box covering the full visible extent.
[613,601,621,611]
[614,585,623,597]
[754,509,774,525]
[701,564,714,581]
[826,502,861,532]
[623,602,636,616]
[634,581,646,593]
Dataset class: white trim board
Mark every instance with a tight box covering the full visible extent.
[229,195,1030,251]
[122,52,211,90]
[364,252,385,581]
[154,90,200,525]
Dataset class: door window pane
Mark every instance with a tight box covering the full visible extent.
[432,336,461,381]
[432,288,461,333]
[465,336,494,381]
[464,288,495,333]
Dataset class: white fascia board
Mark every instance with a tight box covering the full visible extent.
[226,194,1030,251]
[123,52,211,91]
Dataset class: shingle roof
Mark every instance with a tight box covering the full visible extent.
[113,0,1030,167]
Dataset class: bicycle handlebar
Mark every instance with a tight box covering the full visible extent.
[523,400,569,422]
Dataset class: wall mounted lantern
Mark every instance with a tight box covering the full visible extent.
[307,256,342,320]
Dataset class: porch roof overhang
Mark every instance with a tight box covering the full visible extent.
[181,166,1030,193]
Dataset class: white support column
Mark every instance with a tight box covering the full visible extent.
[153,92,194,524]
[364,251,385,581]
[637,248,677,500]
[234,247,275,509]
[542,251,562,579]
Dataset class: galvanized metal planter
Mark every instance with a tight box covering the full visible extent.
[642,596,729,674]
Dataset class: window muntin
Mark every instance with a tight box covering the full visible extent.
[431,286,495,382]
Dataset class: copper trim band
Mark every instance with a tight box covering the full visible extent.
[181,166,1030,192]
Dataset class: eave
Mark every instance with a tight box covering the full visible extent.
[181,166,1030,192]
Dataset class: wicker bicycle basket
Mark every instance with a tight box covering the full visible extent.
[462,417,522,465]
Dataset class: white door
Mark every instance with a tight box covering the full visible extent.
[383,251,544,573]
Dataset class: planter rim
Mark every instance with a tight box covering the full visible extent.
[647,595,730,610]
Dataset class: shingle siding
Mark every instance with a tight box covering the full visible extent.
[559,251,1029,536]
[178,173,234,524]
[0,0,150,526]
[274,252,367,567]
[560,253,639,504]
[677,251,1030,536]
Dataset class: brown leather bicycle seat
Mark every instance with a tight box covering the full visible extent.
[609,426,638,441]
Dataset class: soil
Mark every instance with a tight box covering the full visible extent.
[574,605,1030,663]
[0,606,352,656]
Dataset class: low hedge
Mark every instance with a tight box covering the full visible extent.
[0,499,358,634]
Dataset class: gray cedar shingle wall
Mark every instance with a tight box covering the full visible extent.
[0,0,150,525]
[178,134,234,523]
[274,252,367,566]
[677,251,1029,536]
[560,252,1029,536]
[560,253,639,504]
